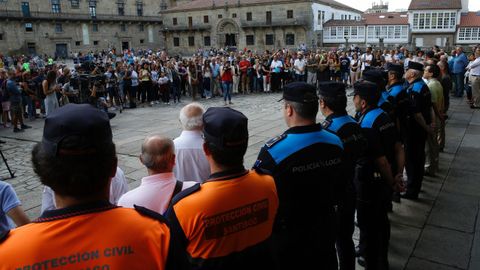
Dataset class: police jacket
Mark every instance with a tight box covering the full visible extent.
[253,124,343,235]
[0,201,181,270]
[406,78,432,131]
[356,107,401,180]
[323,113,367,197]
[166,167,278,270]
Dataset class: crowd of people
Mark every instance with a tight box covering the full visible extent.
[0,43,479,270]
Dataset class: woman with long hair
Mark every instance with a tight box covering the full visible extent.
[42,70,60,116]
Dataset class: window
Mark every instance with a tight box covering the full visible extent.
[188,17,192,27]
[287,10,293,19]
[204,36,211,46]
[265,34,274,45]
[173,37,180,47]
[25,23,33,32]
[331,27,336,37]
[317,11,325,25]
[89,1,97,18]
[71,0,80,8]
[55,23,62,32]
[120,23,126,32]
[173,18,178,25]
[139,24,144,31]
[286,33,294,45]
[412,12,456,30]
[204,15,209,23]
[188,36,195,46]
[266,11,272,24]
[0,34,3,40]
[218,14,222,19]
[232,13,237,18]
[92,23,98,32]
[52,0,61,13]
[140,39,144,44]
[136,1,143,16]
[246,12,252,21]
[246,35,254,45]
[75,41,81,46]
[93,40,99,45]
[117,1,125,16]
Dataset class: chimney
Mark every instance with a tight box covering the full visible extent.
[461,0,469,12]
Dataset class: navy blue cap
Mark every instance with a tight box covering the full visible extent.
[41,104,112,157]
[407,61,424,71]
[362,68,387,86]
[353,81,380,101]
[386,63,404,77]
[203,107,248,149]
[318,82,346,98]
[279,82,318,103]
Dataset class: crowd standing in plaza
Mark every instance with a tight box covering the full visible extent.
[0,42,479,270]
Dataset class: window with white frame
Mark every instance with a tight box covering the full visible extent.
[324,26,365,40]
[367,25,408,39]
[412,12,456,30]
[458,28,480,41]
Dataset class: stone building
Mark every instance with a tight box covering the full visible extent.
[160,0,362,55]
[0,0,165,57]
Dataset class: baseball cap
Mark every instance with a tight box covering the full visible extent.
[41,104,113,157]
[318,81,346,98]
[407,61,424,71]
[278,82,318,103]
[203,107,248,149]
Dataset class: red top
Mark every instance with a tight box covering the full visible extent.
[221,69,233,82]
[239,60,251,74]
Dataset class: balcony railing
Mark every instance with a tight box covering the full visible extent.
[0,10,162,23]
[240,17,309,28]
[161,24,211,32]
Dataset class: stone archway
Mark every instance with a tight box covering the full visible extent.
[216,19,240,47]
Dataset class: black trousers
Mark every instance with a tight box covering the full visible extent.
[356,182,391,270]
[336,191,356,270]
[405,130,427,196]
[271,73,282,93]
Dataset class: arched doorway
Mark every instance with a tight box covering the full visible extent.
[217,19,239,47]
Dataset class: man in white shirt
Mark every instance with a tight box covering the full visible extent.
[173,102,210,182]
[361,47,373,73]
[118,136,196,214]
[468,47,480,109]
[41,167,129,213]
[294,52,307,82]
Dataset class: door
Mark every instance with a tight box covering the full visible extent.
[122,42,129,51]
[21,2,30,17]
[225,34,236,47]
[55,44,68,59]
[27,43,36,56]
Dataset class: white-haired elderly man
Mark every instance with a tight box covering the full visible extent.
[173,102,210,183]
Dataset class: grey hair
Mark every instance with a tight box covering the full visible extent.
[179,102,205,131]
[410,69,422,79]
[141,135,175,171]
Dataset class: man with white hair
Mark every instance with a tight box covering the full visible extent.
[173,102,210,182]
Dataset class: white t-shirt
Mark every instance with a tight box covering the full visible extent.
[361,53,373,71]
[294,58,307,75]
[270,60,283,73]
[173,130,211,183]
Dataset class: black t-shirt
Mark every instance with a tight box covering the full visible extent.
[340,57,350,72]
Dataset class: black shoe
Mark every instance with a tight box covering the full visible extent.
[0,140,6,144]
[21,124,32,129]
[401,192,418,200]
[357,256,366,267]
[13,128,24,133]
[355,246,363,257]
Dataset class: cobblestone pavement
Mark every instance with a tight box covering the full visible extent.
[0,92,479,270]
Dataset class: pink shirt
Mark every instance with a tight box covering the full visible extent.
[118,172,196,214]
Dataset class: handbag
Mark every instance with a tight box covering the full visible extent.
[59,95,70,106]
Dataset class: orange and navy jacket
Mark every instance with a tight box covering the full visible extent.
[166,167,279,270]
[0,201,188,270]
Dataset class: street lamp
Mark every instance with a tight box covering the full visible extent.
[379,37,384,50]
[344,36,349,50]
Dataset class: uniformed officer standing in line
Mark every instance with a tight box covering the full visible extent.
[0,104,186,270]
[402,62,434,200]
[166,107,279,270]
[352,81,405,270]
[253,82,344,270]
[319,81,367,270]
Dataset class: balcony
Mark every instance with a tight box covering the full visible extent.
[240,17,309,29]
[161,24,211,32]
[0,10,162,23]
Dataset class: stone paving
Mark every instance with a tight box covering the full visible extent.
[0,92,479,270]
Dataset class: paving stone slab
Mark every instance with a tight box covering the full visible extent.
[407,257,461,270]
[388,223,422,270]
[470,227,480,270]
[428,191,478,233]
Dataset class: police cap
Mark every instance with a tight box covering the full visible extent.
[407,61,424,71]
[353,81,379,101]
[362,68,387,86]
[41,103,112,157]
[203,107,248,149]
[279,82,318,103]
[386,63,404,77]
[318,81,346,98]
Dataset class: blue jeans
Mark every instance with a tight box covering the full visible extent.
[454,73,465,97]
[222,82,232,101]
[22,95,35,119]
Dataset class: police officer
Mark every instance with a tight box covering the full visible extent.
[319,81,366,270]
[352,81,405,270]
[0,104,185,270]
[166,107,279,270]
[254,82,344,270]
[402,61,434,200]
[383,63,408,131]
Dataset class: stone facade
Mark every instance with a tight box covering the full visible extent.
[0,0,164,56]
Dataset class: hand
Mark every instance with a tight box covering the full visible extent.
[393,174,405,193]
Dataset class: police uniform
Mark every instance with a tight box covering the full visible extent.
[353,82,401,270]
[404,62,432,198]
[254,83,344,270]
[319,82,367,270]
[166,107,279,270]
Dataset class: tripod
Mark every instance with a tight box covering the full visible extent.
[0,142,15,179]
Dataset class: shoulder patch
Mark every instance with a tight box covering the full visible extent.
[0,229,9,243]
[265,134,287,148]
[171,183,201,206]
[321,119,331,129]
[134,205,169,224]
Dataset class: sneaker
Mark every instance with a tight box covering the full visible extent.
[150,101,155,106]
[13,128,24,133]
[21,124,32,129]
